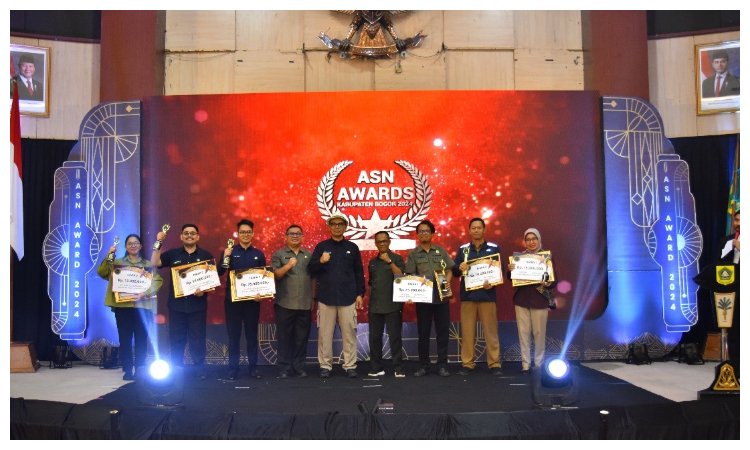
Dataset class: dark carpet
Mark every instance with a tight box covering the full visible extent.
[86,361,670,414]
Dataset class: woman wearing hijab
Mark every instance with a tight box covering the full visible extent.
[97,234,163,380]
[508,228,556,374]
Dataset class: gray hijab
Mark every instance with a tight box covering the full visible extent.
[523,228,542,252]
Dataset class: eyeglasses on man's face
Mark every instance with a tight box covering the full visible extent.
[417,229,432,235]
[182,231,198,236]
[287,232,303,237]
[238,230,253,235]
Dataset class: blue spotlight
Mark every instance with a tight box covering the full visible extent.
[149,359,171,380]
[532,358,578,408]
[542,358,572,387]
[136,361,184,407]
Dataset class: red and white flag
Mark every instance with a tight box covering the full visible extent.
[10,55,24,260]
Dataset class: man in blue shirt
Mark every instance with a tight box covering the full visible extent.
[217,219,267,380]
[308,213,365,378]
[452,217,503,376]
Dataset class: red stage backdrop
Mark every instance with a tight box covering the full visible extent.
[142,91,606,326]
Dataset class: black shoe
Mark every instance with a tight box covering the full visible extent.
[295,369,308,378]
[319,368,331,378]
[458,367,474,376]
[491,367,504,376]
[122,371,135,381]
[438,367,451,377]
[346,369,358,378]
[249,369,262,379]
[521,369,530,375]
[279,371,290,379]
[413,367,428,377]
[225,368,238,380]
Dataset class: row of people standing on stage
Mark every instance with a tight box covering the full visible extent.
[98,215,556,381]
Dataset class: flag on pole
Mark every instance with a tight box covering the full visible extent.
[10,54,24,260]
[726,139,740,235]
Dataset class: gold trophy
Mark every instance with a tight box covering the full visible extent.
[223,239,235,268]
[153,224,170,251]
[107,236,120,262]
[462,246,470,276]
[435,260,453,301]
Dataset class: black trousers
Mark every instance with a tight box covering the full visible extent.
[274,304,312,373]
[416,302,450,368]
[368,309,403,371]
[169,308,207,367]
[114,307,151,371]
[225,299,261,370]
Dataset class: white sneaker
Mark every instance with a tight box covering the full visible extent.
[367,370,385,377]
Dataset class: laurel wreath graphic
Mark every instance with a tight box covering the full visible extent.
[316,160,433,239]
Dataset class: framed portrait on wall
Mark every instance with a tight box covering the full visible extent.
[10,43,50,117]
[695,41,740,115]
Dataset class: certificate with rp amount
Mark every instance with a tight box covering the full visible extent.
[230,267,276,301]
[112,265,153,303]
[464,253,503,291]
[171,259,221,298]
[392,275,433,303]
[509,251,555,287]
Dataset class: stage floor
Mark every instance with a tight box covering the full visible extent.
[11,360,716,412]
[12,361,738,439]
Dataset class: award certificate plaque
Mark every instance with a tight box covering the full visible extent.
[112,265,153,302]
[230,267,276,301]
[464,253,503,291]
[393,275,433,303]
[509,251,555,287]
[171,259,221,298]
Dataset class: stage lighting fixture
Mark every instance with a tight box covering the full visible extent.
[531,358,579,408]
[149,359,171,380]
[541,358,572,388]
[136,360,184,407]
[626,343,651,365]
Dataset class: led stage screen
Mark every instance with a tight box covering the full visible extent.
[142,91,606,325]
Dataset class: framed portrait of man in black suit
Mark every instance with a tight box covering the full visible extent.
[696,41,740,115]
[10,43,50,117]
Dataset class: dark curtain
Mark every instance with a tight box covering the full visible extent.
[12,138,75,361]
[670,134,738,345]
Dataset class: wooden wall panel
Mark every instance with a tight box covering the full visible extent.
[234,50,305,93]
[303,10,353,51]
[514,49,584,90]
[12,37,100,140]
[374,55,446,91]
[446,51,514,90]
[235,11,303,51]
[647,30,739,138]
[392,11,444,57]
[166,11,236,52]
[165,52,235,95]
[648,37,697,138]
[304,52,374,92]
[444,11,514,49]
[514,11,582,50]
